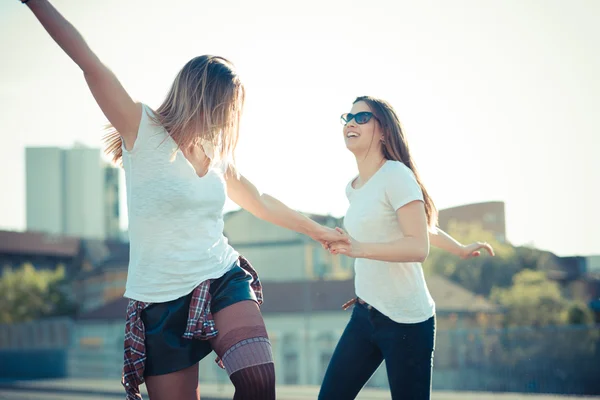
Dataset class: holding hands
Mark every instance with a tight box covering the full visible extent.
[315,227,359,257]
[327,228,361,257]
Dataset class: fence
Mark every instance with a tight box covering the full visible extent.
[430,324,600,395]
[0,319,598,395]
[0,317,73,379]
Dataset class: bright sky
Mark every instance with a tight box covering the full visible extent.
[0,0,598,256]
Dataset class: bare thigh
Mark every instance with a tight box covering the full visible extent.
[145,363,200,400]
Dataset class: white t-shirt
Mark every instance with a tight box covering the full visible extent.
[121,104,239,303]
[344,160,436,323]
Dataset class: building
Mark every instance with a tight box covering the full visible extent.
[73,239,130,313]
[438,201,506,242]
[103,166,121,240]
[0,230,81,276]
[541,252,600,321]
[26,145,121,240]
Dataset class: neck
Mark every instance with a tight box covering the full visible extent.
[354,150,386,183]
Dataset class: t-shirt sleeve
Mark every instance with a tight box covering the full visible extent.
[385,162,424,211]
[124,103,155,153]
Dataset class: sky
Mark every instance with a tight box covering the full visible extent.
[0,0,598,256]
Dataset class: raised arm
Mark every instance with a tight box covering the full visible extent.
[226,172,348,245]
[22,0,141,148]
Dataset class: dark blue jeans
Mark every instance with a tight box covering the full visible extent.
[318,301,435,400]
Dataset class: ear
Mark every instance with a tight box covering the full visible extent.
[373,119,385,144]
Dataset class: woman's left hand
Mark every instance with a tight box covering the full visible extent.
[459,242,495,259]
[328,228,363,258]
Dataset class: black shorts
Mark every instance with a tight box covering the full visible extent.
[141,261,257,377]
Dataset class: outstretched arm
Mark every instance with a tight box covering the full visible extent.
[329,209,495,261]
[429,228,495,259]
[226,172,348,245]
[22,0,141,148]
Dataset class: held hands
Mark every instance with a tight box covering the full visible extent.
[312,225,350,249]
[325,228,362,258]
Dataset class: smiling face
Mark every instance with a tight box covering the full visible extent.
[342,101,384,157]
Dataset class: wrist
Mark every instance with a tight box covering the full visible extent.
[300,218,321,239]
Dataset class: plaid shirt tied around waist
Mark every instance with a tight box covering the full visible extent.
[121,256,263,400]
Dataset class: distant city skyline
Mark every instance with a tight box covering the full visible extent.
[25,145,121,240]
[1,0,598,256]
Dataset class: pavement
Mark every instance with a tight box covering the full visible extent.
[0,378,598,400]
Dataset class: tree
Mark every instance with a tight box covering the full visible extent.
[0,263,75,324]
[423,221,517,296]
[490,269,594,327]
[424,221,596,327]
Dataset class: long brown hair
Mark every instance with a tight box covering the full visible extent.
[355,96,438,229]
[103,55,245,170]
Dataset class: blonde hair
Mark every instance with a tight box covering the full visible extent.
[103,55,245,171]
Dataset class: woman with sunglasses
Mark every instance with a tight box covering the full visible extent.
[17,1,349,399]
[319,96,494,399]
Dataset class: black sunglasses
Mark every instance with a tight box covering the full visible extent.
[340,111,376,125]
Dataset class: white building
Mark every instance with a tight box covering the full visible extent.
[26,145,120,240]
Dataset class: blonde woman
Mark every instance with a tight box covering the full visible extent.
[321,96,494,399]
[19,1,347,399]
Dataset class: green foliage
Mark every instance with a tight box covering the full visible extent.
[424,221,596,328]
[491,269,570,327]
[423,221,518,295]
[0,263,75,324]
[566,302,596,325]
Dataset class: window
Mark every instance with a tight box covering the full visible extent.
[282,334,300,384]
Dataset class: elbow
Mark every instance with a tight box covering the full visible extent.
[414,242,430,263]
[415,248,429,263]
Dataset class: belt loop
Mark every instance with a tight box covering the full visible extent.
[357,297,373,310]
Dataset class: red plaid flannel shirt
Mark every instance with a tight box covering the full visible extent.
[121,256,263,400]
